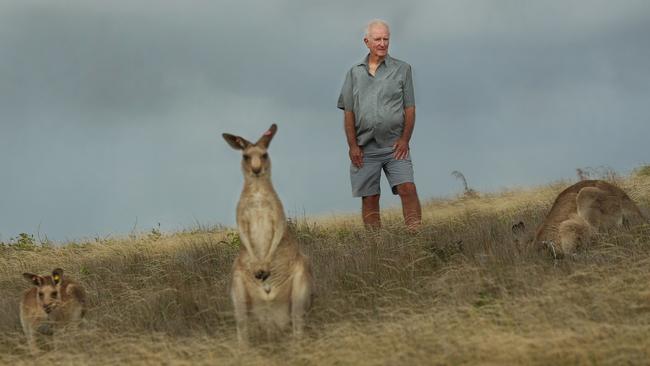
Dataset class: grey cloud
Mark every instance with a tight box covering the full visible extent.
[1,0,649,240]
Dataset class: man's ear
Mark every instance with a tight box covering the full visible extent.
[52,268,64,285]
[23,273,43,286]
[256,124,277,149]
[222,134,251,150]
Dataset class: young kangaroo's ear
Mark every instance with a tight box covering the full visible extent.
[511,221,526,235]
[222,133,251,150]
[23,273,43,286]
[52,268,64,285]
[256,124,277,149]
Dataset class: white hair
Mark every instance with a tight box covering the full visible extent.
[364,19,390,38]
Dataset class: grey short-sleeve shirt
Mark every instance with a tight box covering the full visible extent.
[337,54,415,148]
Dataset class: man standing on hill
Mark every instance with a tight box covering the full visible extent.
[337,19,422,230]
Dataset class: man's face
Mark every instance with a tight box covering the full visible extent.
[364,25,389,58]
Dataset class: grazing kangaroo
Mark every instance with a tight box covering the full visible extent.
[513,180,646,258]
[223,124,313,345]
[20,268,86,352]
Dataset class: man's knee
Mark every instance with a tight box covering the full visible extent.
[362,194,380,207]
[396,182,417,197]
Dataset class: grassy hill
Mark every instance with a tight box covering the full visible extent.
[2,169,650,365]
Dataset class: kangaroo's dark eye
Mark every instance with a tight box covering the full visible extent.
[262,153,268,159]
[51,292,58,297]
[39,292,44,298]
[243,154,250,161]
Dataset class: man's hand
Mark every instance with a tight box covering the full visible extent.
[349,145,364,168]
[393,138,410,160]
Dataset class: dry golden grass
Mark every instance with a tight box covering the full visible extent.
[2,171,650,365]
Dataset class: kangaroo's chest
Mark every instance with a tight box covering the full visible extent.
[239,192,279,248]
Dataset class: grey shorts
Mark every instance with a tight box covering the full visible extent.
[350,146,415,197]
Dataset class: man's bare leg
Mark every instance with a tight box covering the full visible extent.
[396,183,421,230]
[362,194,381,229]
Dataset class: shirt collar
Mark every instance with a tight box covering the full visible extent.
[358,54,393,67]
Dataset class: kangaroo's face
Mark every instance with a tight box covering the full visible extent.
[36,283,60,314]
[241,145,270,178]
[23,268,64,314]
[223,124,277,179]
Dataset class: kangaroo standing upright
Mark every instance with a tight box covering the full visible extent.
[223,124,313,345]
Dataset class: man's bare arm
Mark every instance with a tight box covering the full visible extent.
[402,106,416,142]
[393,106,416,159]
[344,111,363,167]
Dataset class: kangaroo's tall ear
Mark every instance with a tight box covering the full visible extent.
[23,273,43,286]
[256,124,277,149]
[52,268,64,285]
[222,134,251,150]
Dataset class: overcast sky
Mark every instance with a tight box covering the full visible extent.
[1,0,649,241]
